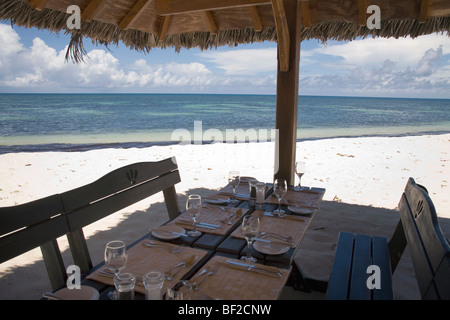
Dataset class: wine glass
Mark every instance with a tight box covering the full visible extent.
[228,171,240,203]
[273,179,287,217]
[295,161,306,191]
[241,215,260,263]
[186,194,202,237]
[104,240,128,300]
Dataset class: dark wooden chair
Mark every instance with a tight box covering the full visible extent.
[0,157,182,291]
[61,157,182,273]
[326,177,449,300]
[398,177,450,299]
[0,194,69,290]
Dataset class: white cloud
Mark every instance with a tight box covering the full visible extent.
[311,34,450,69]
[0,24,216,92]
[200,48,277,75]
[299,34,450,97]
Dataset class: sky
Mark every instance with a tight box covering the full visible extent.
[0,22,449,98]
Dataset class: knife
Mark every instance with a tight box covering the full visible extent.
[179,220,221,228]
[176,221,218,229]
[151,228,188,237]
[263,212,305,222]
[254,237,294,247]
[196,222,221,228]
[223,260,282,278]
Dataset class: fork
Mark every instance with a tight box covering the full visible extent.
[142,241,184,254]
[191,265,217,290]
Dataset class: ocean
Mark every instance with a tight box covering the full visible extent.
[0,94,449,154]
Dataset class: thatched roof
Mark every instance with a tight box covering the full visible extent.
[1,0,450,63]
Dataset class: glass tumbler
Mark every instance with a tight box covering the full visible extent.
[256,182,266,210]
[143,271,164,300]
[113,272,136,300]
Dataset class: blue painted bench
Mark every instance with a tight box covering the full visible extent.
[326,178,450,300]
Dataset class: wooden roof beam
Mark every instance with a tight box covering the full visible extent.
[28,0,49,11]
[248,6,263,31]
[158,15,171,41]
[301,2,311,28]
[299,0,317,29]
[82,0,109,22]
[119,0,153,30]
[156,0,270,16]
[271,0,290,72]
[419,0,429,23]
[202,11,218,34]
[358,0,367,26]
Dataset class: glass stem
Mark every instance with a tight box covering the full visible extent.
[247,240,252,260]
[277,196,281,211]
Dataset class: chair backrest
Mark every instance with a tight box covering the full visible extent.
[0,194,68,290]
[398,177,450,299]
[60,157,182,272]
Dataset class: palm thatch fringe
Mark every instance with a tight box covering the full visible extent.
[1,0,449,63]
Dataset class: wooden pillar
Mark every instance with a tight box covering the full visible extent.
[274,0,301,185]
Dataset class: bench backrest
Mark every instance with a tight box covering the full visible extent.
[0,157,181,290]
[398,177,450,299]
[0,194,68,289]
[61,156,181,272]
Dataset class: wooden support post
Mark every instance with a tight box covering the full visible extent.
[274,0,300,185]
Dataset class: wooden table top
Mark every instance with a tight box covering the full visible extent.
[78,183,325,300]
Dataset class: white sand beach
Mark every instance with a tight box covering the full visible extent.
[0,133,449,300]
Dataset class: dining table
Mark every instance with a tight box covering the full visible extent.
[68,178,326,300]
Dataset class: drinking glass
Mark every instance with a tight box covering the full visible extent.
[113,272,136,300]
[241,215,260,263]
[248,179,258,207]
[104,240,128,300]
[273,179,287,217]
[143,271,165,300]
[228,171,240,203]
[186,194,202,237]
[166,281,193,300]
[295,161,306,191]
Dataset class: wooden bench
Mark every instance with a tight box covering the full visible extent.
[0,157,181,290]
[326,177,450,300]
[325,232,394,300]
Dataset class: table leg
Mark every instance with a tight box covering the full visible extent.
[288,260,328,293]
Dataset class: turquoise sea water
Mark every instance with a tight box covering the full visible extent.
[0,94,449,153]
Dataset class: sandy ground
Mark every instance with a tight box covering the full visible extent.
[0,133,449,300]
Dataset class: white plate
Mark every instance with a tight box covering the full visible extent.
[253,241,290,255]
[152,225,186,240]
[204,195,230,205]
[288,205,313,215]
[54,285,99,300]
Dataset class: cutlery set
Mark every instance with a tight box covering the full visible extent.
[219,260,282,278]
